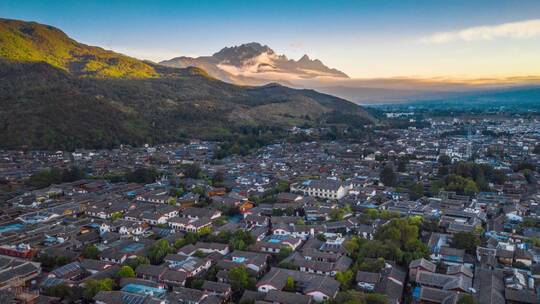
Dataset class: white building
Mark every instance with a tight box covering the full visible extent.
[292,179,350,200]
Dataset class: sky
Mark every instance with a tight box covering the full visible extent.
[2,0,540,79]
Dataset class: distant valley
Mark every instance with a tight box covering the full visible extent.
[159,43,540,106]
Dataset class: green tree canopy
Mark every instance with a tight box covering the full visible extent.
[450,232,481,254]
[43,284,73,299]
[335,270,355,290]
[438,155,452,166]
[124,256,150,270]
[83,278,114,300]
[330,208,345,221]
[27,166,86,189]
[117,265,136,278]
[228,266,250,295]
[332,290,387,304]
[179,163,202,179]
[82,245,100,260]
[275,247,293,262]
[284,276,295,292]
[457,294,477,304]
[346,218,429,266]
[148,239,170,264]
[126,168,160,184]
[380,165,396,187]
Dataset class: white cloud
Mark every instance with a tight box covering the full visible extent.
[420,19,540,44]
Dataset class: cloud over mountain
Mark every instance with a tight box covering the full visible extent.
[159,42,348,85]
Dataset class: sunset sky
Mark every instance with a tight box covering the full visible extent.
[2,0,540,79]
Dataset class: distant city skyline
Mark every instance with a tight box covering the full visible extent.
[2,0,540,79]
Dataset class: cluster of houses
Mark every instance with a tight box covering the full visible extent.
[0,116,538,303]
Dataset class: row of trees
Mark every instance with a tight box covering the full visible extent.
[379,157,508,198]
[204,230,256,252]
[43,278,115,301]
[27,166,85,189]
[438,158,507,193]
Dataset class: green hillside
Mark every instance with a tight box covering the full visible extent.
[0,18,157,78]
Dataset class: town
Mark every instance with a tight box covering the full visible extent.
[0,115,539,304]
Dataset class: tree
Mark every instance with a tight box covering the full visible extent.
[27,168,62,189]
[278,260,299,270]
[357,258,386,273]
[173,239,187,250]
[192,186,206,195]
[168,197,178,206]
[316,233,327,242]
[513,162,536,172]
[408,182,424,200]
[335,270,354,290]
[148,239,170,264]
[184,232,199,244]
[38,254,73,271]
[27,166,86,189]
[111,211,123,221]
[61,166,86,183]
[276,247,292,262]
[457,294,477,304]
[198,226,212,236]
[239,299,255,304]
[117,265,136,278]
[284,276,295,292]
[380,165,396,187]
[523,169,534,184]
[397,157,408,172]
[126,168,160,184]
[450,232,480,254]
[43,284,73,299]
[366,218,429,265]
[228,230,256,251]
[170,187,185,197]
[528,237,540,247]
[83,278,114,300]
[438,155,452,166]
[181,163,202,179]
[275,180,291,193]
[228,267,250,295]
[212,170,225,186]
[82,245,100,260]
[448,161,507,188]
[376,218,420,248]
[193,250,205,258]
[364,293,388,304]
[125,256,150,270]
[187,277,205,289]
[464,179,479,196]
[332,290,387,304]
[445,174,479,196]
[330,208,345,221]
[345,237,362,256]
[204,265,220,281]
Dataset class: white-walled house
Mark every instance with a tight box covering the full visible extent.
[291,180,350,200]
